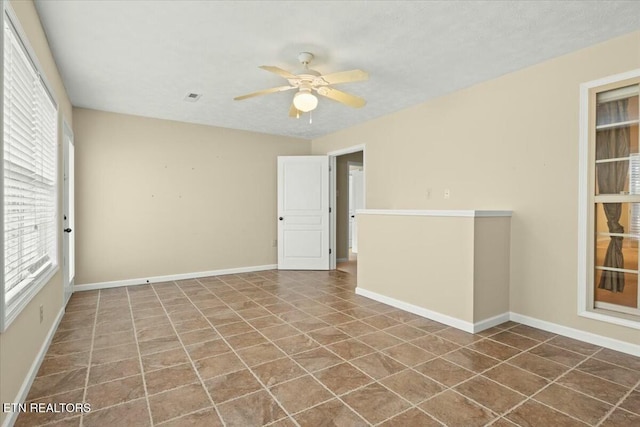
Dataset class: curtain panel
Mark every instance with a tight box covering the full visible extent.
[596,99,630,293]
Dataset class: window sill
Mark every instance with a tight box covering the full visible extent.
[579,308,640,330]
[1,266,58,332]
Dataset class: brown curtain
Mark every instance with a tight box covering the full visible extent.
[596,99,630,293]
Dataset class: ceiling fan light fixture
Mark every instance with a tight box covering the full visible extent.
[234,52,368,117]
[293,91,318,112]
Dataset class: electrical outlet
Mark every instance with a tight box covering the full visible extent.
[39,305,43,323]
[444,189,450,199]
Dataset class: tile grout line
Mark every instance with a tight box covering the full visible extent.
[212,275,432,426]
[228,274,428,423]
[211,275,369,425]
[147,283,227,427]
[169,278,300,427]
[124,287,156,426]
[501,346,608,426]
[410,333,555,427]
[356,319,519,425]
[78,290,101,427]
[379,356,506,426]
[463,332,633,426]
[350,309,635,426]
[19,297,99,426]
[594,373,640,426]
[357,322,530,424]
[215,274,518,425]
[199,274,376,425]
[205,273,640,425]
[538,345,639,425]
[37,271,640,427]
[431,334,561,418]
[342,314,592,425]
[456,333,640,419]
[27,274,363,424]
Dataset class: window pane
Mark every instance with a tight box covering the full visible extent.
[595,203,640,238]
[594,159,637,195]
[595,124,639,160]
[594,270,638,309]
[595,235,638,271]
[595,88,638,163]
[594,89,640,192]
[596,89,638,126]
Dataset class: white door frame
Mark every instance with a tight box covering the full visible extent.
[349,166,364,254]
[62,120,75,305]
[327,144,366,270]
[347,161,363,252]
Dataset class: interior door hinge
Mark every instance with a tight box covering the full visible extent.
[329,207,332,213]
[329,249,332,254]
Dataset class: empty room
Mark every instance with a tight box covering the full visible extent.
[1,1,640,426]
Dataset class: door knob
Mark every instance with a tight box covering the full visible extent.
[279,217,284,221]
[64,228,72,233]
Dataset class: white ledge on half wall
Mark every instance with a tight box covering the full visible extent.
[356,209,513,217]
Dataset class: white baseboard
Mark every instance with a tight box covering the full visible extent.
[354,288,640,356]
[2,306,65,427]
[74,264,277,292]
[473,312,511,333]
[510,312,640,357]
[356,287,477,333]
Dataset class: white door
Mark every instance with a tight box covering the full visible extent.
[62,122,75,305]
[278,156,330,270]
[349,174,354,248]
[350,169,364,254]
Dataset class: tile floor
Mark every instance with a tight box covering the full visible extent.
[16,270,640,426]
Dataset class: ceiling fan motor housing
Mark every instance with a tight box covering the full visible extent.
[298,52,314,65]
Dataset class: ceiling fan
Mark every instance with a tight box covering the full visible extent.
[234,52,368,118]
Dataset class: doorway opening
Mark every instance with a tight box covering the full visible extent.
[328,145,365,276]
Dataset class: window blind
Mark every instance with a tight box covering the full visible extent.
[3,15,57,314]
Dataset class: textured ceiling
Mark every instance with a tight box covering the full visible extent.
[34,1,640,140]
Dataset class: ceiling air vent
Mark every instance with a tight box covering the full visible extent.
[184,92,202,102]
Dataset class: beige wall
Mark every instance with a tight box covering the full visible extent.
[357,213,510,326]
[73,108,310,284]
[358,214,476,322]
[313,31,640,345]
[1,1,73,425]
[473,217,511,322]
[336,151,363,259]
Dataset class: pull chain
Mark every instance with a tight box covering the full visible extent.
[309,110,313,124]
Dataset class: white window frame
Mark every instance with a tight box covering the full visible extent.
[578,69,640,330]
[0,3,59,332]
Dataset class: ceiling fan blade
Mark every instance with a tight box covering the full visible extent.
[319,69,368,85]
[259,65,298,80]
[234,85,294,101]
[316,87,366,108]
[289,103,301,118]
